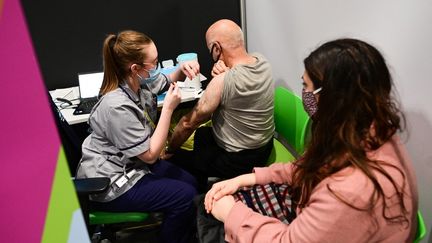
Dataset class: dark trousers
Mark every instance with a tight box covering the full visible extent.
[91,160,197,243]
[171,127,273,192]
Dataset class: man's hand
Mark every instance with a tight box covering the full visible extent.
[159,146,174,160]
[211,60,229,77]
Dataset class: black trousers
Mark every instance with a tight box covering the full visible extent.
[170,127,273,192]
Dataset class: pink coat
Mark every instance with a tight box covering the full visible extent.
[224,136,418,243]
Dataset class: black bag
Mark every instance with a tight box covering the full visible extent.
[195,194,226,243]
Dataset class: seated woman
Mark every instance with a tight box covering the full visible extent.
[204,38,418,242]
[75,30,200,243]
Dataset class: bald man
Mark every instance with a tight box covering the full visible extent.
[165,19,275,190]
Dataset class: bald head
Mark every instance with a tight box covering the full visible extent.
[206,19,244,50]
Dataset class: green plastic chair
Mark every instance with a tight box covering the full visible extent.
[89,211,150,225]
[74,178,158,242]
[267,87,311,165]
[414,210,426,243]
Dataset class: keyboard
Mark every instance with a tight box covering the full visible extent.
[73,99,98,115]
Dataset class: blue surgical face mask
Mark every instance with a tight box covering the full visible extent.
[138,63,161,85]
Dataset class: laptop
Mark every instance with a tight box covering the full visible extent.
[73,72,104,115]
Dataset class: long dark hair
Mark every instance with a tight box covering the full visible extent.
[292,38,407,223]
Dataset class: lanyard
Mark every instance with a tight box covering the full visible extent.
[119,85,156,129]
[142,108,156,130]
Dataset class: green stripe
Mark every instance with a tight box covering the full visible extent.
[41,147,84,243]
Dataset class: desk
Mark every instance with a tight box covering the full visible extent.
[50,87,87,125]
[50,82,205,125]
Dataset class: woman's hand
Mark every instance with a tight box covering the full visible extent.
[211,60,229,77]
[162,83,181,112]
[205,178,241,213]
[210,195,236,223]
[205,173,256,213]
[180,60,200,80]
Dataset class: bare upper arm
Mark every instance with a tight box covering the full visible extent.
[183,73,224,127]
[198,73,224,115]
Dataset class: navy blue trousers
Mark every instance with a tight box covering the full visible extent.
[92,160,198,243]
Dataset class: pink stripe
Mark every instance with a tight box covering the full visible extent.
[0,0,61,241]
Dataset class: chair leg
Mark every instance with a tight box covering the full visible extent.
[76,193,95,239]
[91,225,116,243]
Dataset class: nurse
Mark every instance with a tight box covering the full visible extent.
[76,30,199,243]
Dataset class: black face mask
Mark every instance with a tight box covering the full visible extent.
[210,42,222,63]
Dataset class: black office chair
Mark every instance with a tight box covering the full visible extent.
[48,94,161,242]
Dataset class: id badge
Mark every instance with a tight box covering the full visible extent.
[114,175,128,188]
[126,169,137,179]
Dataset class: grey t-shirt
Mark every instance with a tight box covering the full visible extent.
[76,74,170,202]
[212,53,275,152]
